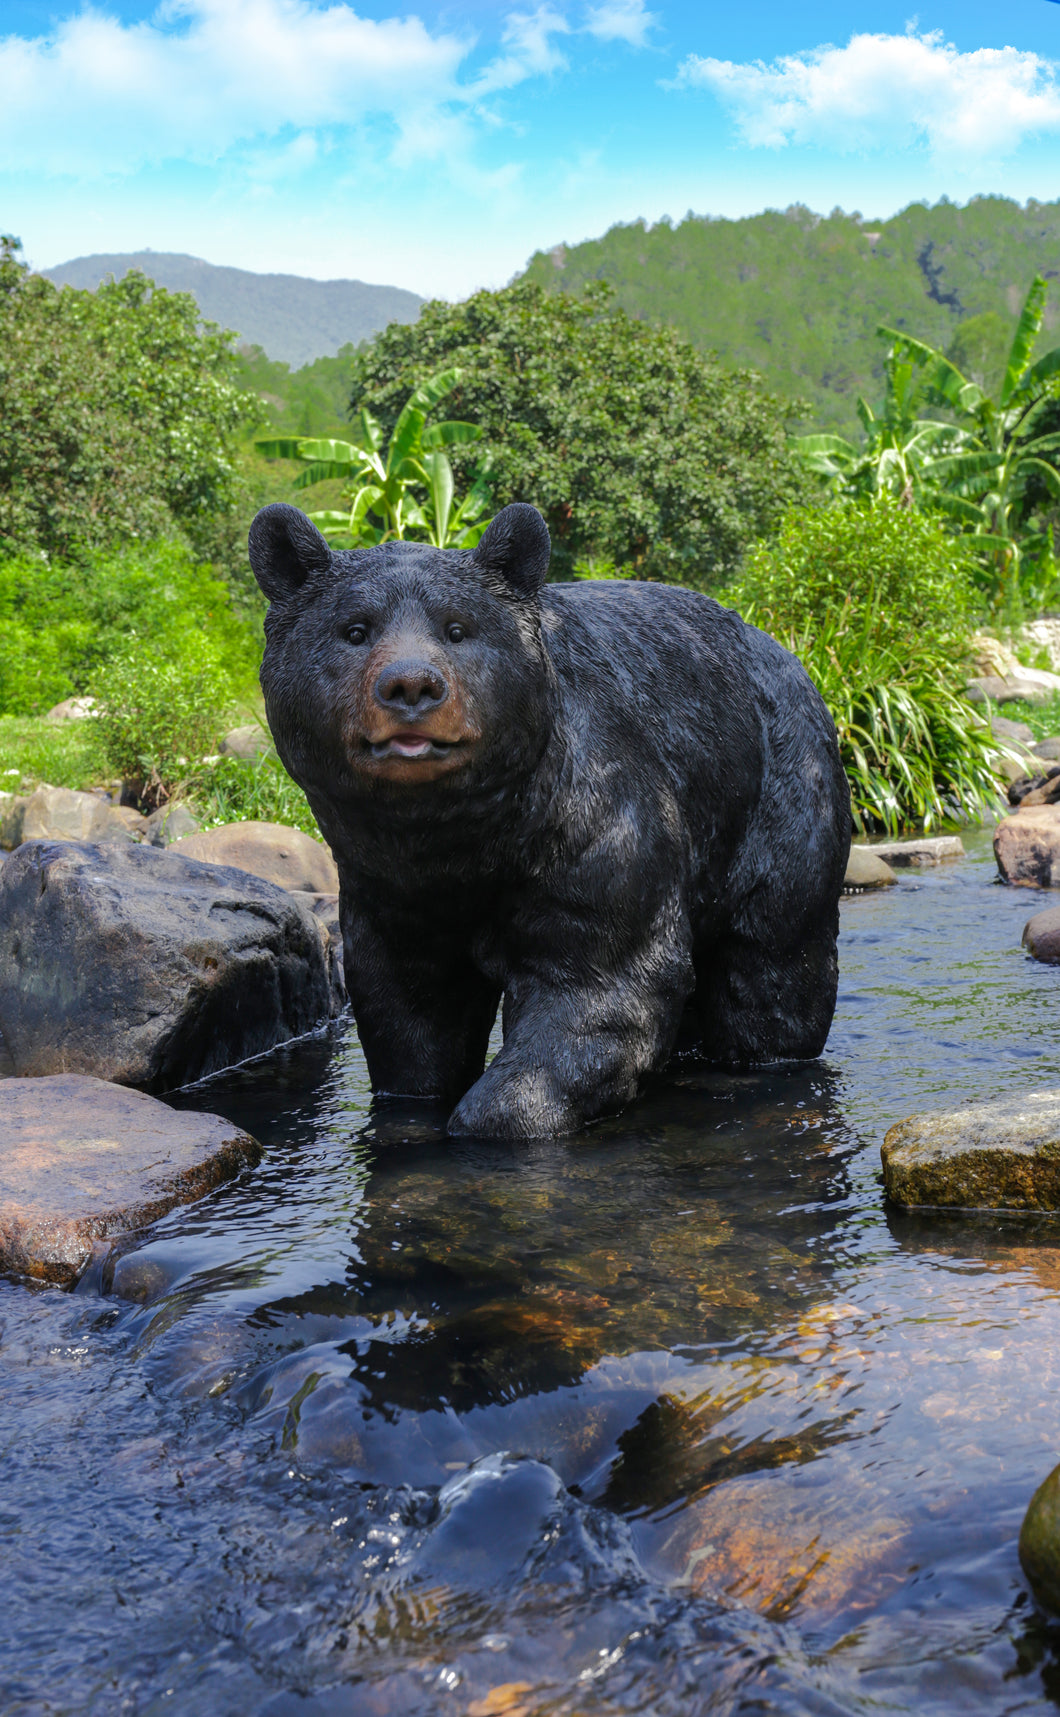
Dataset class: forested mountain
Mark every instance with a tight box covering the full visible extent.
[520,196,1060,432]
[43,251,423,368]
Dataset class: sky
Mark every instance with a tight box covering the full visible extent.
[6,0,1060,298]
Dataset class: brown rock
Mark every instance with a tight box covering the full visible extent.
[1008,767,1060,808]
[171,820,338,894]
[1023,907,1060,963]
[994,806,1060,887]
[1021,1463,1060,1614]
[44,696,97,721]
[966,675,1058,705]
[1034,738,1060,762]
[0,792,27,850]
[0,1074,261,1285]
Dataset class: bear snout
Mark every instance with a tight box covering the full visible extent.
[373,658,449,716]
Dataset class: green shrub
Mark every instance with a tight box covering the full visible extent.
[723,500,1001,832]
[189,754,321,839]
[0,540,263,717]
[91,648,233,806]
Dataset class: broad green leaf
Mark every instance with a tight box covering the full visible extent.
[292,438,362,462]
[422,420,483,449]
[254,437,306,459]
[389,404,427,474]
[1001,275,1048,405]
[292,460,358,489]
[406,367,463,415]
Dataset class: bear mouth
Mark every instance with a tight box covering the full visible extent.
[366,733,460,761]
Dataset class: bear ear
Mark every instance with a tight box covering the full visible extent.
[248,503,332,603]
[472,503,551,598]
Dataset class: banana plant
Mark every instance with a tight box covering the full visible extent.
[256,368,490,548]
[877,277,1060,609]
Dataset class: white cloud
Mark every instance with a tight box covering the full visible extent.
[0,0,576,177]
[472,5,570,96]
[584,1,657,49]
[676,29,1060,160]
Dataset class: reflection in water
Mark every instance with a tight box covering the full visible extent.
[5,830,1060,1712]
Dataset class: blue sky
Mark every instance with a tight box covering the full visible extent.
[6,0,1060,297]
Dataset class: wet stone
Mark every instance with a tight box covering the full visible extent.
[869,835,964,867]
[994,806,1060,888]
[0,1074,261,1285]
[1023,907,1060,964]
[843,848,897,892]
[1020,1462,1060,1614]
[882,1092,1060,1211]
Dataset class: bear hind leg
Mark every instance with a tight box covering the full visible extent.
[692,927,839,1068]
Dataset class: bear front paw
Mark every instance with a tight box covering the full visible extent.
[447,1063,579,1140]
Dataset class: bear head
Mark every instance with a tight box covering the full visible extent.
[248,501,556,814]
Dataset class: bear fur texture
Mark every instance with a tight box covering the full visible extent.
[249,501,851,1139]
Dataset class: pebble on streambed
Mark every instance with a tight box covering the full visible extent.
[0,1073,261,1285]
[882,1093,1060,1212]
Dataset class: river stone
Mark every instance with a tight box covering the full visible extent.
[290,890,345,1001]
[1022,907,1060,963]
[993,715,1036,745]
[994,807,1060,887]
[171,820,339,894]
[218,723,271,760]
[869,836,964,867]
[1020,1464,1060,1614]
[0,1074,261,1285]
[0,792,27,850]
[882,1092,1060,1210]
[1034,738,1060,762]
[144,802,200,847]
[966,675,1058,706]
[843,848,897,891]
[21,785,125,845]
[0,839,334,1092]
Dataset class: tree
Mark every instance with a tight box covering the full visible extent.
[256,370,489,548]
[346,281,808,584]
[0,236,256,563]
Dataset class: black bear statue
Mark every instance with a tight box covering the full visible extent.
[249,501,851,1138]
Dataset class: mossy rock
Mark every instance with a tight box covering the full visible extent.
[1021,1464,1060,1612]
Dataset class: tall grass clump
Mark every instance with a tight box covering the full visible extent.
[723,499,1003,832]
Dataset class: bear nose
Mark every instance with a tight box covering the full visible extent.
[374,658,449,714]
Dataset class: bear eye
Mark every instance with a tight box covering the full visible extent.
[446,622,467,644]
[346,623,368,646]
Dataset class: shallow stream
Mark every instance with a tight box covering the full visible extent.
[6,828,1060,1714]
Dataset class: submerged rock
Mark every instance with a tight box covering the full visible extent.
[882,1092,1060,1210]
[843,848,897,892]
[0,1074,261,1285]
[171,820,339,895]
[1020,1464,1060,1614]
[869,836,964,867]
[994,807,1060,887]
[0,839,334,1092]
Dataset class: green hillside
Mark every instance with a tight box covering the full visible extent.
[520,196,1060,433]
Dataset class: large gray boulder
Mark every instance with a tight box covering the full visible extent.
[0,840,335,1092]
[21,785,128,845]
[0,1073,261,1285]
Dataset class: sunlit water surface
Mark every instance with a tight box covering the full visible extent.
[6,830,1060,1714]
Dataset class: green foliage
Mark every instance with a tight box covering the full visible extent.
[0,540,262,717]
[233,343,360,439]
[348,281,807,584]
[90,649,234,805]
[0,235,256,563]
[257,370,489,548]
[725,501,1000,831]
[189,754,321,838]
[521,195,1060,437]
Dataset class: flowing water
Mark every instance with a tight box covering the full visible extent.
[7,829,1060,1714]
